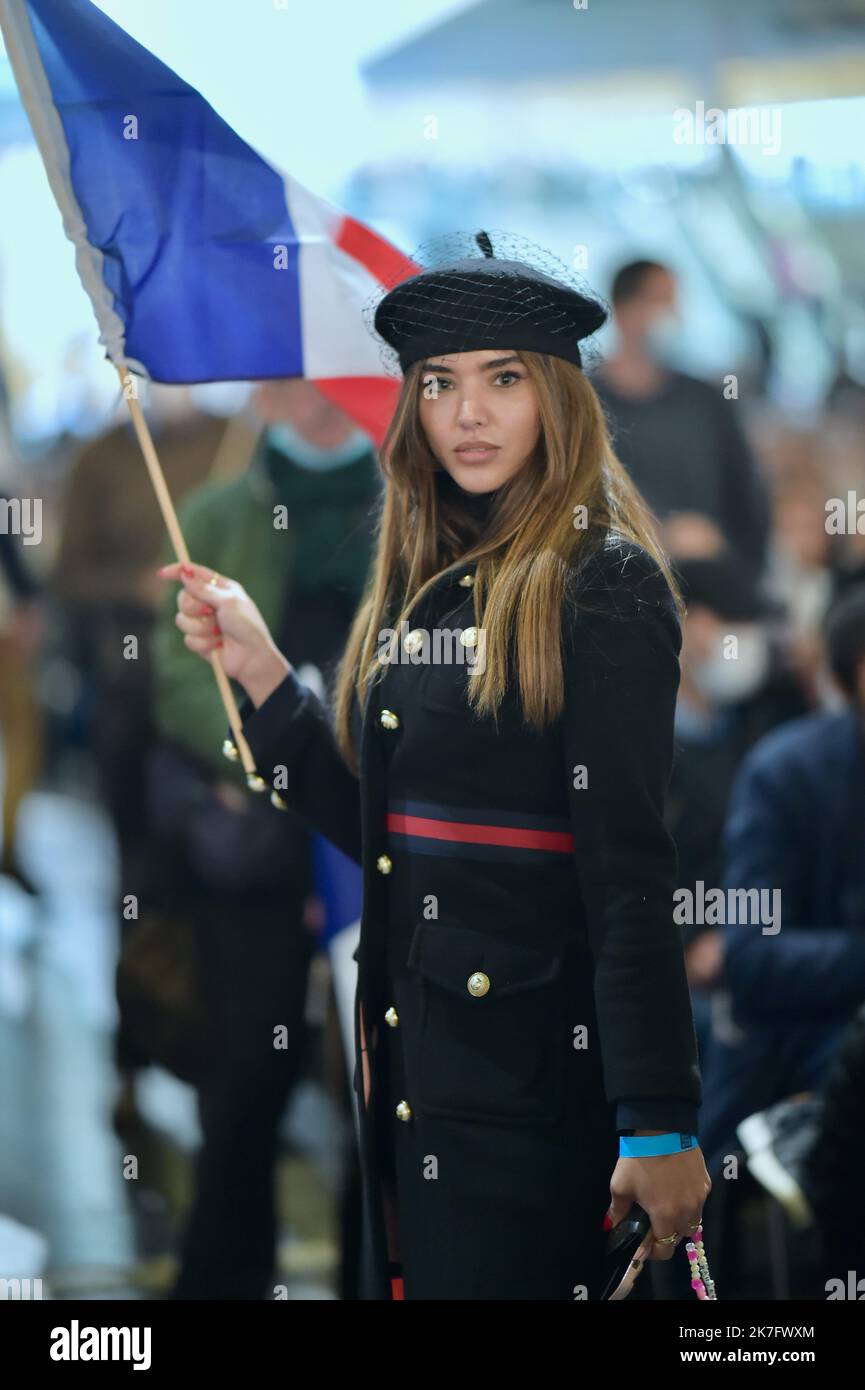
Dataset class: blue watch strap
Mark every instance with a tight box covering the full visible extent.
[619,1132,699,1157]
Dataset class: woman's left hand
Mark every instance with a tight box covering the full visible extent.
[607,1143,712,1261]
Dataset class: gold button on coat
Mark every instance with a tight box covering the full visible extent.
[222,738,240,762]
[395,1100,413,1122]
[385,1006,399,1028]
[380,709,400,730]
[376,854,393,875]
[467,971,490,997]
[403,628,424,655]
[270,790,288,811]
[460,627,479,647]
[458,573,474,587]
[246,773,267,792]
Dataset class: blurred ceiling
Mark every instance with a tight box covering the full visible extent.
[363,0,865,100]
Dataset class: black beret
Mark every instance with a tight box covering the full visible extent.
[371,229,608,375]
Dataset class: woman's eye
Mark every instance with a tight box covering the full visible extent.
[495,371,522,386]
[422,375,451,394]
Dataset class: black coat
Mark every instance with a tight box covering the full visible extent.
[234,532,702,1299]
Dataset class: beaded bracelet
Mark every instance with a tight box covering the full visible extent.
[684,1224,716,1299]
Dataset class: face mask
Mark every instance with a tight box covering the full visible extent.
[644,310,689,370]
[267,420,372,471]
[693,627,772,705]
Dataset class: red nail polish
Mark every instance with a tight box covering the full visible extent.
[181,565,194,577]
[602,1213,613,1231]
[212,625,221,635]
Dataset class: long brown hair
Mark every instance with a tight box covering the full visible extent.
[334,351,683,772]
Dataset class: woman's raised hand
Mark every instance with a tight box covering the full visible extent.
[157,560,291,708]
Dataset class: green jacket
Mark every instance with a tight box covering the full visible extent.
[153,430,380,779]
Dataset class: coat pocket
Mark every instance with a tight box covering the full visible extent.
[405,921,566,1126]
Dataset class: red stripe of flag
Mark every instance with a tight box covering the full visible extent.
[336,213,420,286]
[314,377,400,448]
[320,216,422,445]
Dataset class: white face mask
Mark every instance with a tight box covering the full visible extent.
[644,310,689,370]
[267,420,372,471]
[692,627,772,704]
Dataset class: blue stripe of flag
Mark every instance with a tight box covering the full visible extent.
[26,0,304,380]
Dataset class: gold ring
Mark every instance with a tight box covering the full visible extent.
[654,1231,679,1245]
[207,570,222,588]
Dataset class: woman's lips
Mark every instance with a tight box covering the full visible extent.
[454,446,500,463]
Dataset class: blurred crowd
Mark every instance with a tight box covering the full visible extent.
[1,257,865,1299]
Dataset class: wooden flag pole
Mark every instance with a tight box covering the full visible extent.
[115,364,260,784]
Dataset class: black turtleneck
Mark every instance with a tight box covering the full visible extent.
[435,466,500,525]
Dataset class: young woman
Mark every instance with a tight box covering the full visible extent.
[159,237,711,1300]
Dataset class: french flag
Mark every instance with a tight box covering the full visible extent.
[0,0,416,444]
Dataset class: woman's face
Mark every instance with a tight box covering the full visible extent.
[417,349,541,493]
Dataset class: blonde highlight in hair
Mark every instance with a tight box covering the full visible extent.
[333,351,683,773]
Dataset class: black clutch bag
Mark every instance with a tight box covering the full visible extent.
[601,1202,653,1300]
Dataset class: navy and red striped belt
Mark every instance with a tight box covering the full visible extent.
[385,798,575,863]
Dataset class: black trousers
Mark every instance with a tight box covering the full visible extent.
[172,892,314,1300]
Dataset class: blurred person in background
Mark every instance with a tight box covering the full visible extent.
[0,497,44,896]
[666,545,810,1081]
[593,260,772,583]
[51,392,236,1098]
[149,379,380,1299]
[765,458,836,707]
[759,428,865,692]
[52,389,233,890]
[698,583,865,1179]
[801,999,865,1287]
[651,532,812,1300]
[824,450,865,604]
